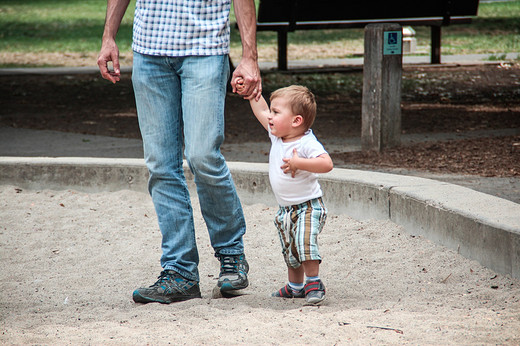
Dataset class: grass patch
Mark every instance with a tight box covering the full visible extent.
[487,53,508,61]
[0,0,135,53]
[0,0,518,67]
[232,0,520,58]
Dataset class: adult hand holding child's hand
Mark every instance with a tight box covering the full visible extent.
[231,60,262,100]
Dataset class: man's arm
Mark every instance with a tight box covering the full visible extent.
[97,0,131,84]
[232,0,262,100]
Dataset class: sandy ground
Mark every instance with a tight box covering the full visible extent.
[1,185,519,345]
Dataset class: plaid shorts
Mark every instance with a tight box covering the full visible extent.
[274,197,327,268]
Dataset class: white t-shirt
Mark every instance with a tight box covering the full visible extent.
[268,129,327,206]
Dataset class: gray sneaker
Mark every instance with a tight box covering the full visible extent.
[216,253,249,292]
[304,279,326,305]
[132,270,201,304]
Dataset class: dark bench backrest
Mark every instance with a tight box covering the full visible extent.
[257,0,479,23]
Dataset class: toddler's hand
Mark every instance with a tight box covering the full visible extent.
[281,148,300,178]
[234,77,245,93]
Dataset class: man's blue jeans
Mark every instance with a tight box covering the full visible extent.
[132,52,246,282]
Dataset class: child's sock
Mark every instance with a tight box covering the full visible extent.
[288,281,304,294]
[306,276,320,283]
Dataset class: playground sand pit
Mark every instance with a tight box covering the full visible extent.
[1,185,519,344]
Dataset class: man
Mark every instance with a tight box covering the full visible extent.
[97,0,262,304]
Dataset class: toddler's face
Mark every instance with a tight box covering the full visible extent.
[268,96,296,139]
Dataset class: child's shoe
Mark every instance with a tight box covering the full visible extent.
[272,284,305,298]
[304,279,326,305]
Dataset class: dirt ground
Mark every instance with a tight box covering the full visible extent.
[1,63,519,344]
[1,63,519,177]
[1,186,519,344]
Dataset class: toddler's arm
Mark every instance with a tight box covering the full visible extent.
[235,77,270,131]
[282,148,334,178]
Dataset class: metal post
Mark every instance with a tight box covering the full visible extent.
[431,26,442,64]
[277,31,288,70]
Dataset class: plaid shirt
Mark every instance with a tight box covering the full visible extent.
[132,0,231,57]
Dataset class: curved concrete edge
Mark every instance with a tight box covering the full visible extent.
[318,169,520,280]
[1,157,519,279]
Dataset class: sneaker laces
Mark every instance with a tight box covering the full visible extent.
[151,270,173,287]
[218,255,238,274]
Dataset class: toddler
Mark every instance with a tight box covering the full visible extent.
[240,82,333,305]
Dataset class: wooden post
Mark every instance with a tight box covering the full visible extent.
[361,23,402,151]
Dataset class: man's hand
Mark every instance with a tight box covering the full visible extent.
[97,39,121,84]
[97,0,130,84]
[231,58,262,100]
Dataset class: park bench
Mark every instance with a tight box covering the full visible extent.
[255,0,479,70]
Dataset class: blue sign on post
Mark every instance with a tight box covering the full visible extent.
[383,31,402,55]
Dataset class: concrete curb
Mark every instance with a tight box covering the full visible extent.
[1,156,519,279]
